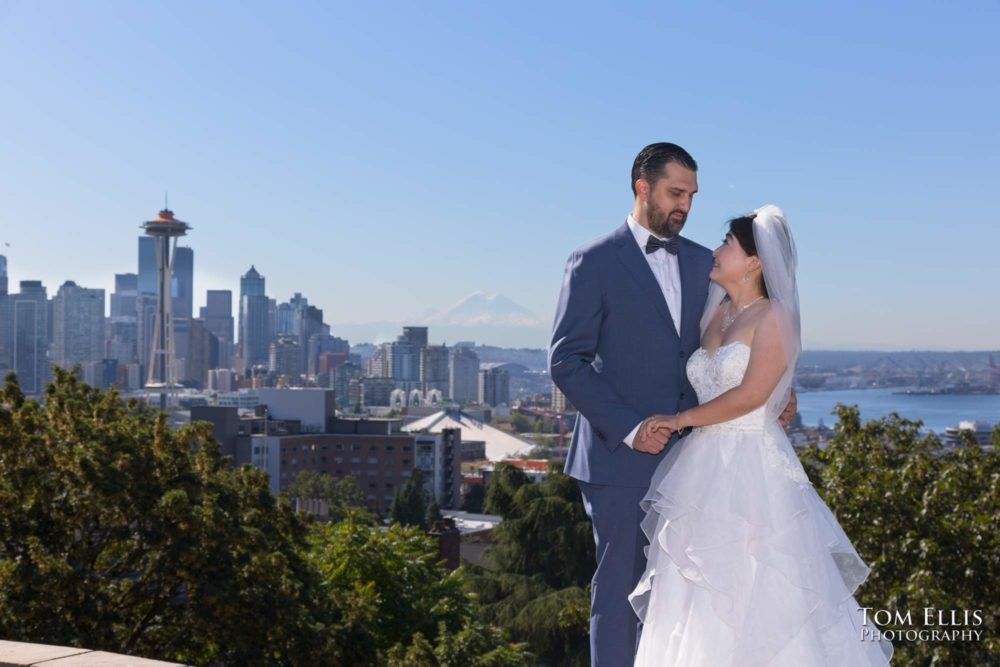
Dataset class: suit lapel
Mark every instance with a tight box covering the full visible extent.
[678,238,707,344]
[612,223,679,338]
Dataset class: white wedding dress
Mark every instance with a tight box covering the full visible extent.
[629,341,894,666]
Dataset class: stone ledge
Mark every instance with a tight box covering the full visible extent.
[0,640,186,667]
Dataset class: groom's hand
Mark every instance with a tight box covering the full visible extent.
[779,389,798,429]
[633,417,670,454]
[633,416,671,454]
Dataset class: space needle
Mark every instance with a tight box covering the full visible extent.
[141,205,191,411]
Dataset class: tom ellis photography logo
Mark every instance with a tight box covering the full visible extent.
[859,607,987,642]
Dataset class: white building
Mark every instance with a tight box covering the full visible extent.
[256,387,336,432]
[403,408,533,462]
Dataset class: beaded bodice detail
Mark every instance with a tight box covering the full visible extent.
[686,340,810,485]
[686,341,767,433]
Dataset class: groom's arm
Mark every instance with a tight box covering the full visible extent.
[548,249,644,453]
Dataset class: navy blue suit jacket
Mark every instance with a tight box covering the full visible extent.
[548,222,713,487]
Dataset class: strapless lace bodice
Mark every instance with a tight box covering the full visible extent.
[686,341,767,433]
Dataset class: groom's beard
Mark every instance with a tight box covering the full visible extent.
[648,201,687,238]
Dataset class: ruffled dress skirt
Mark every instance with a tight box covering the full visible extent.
[628,422,894,666]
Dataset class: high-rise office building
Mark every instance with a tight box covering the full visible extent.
[110,273,138,317]
[238,266,266,371]
[551,383,573,413]
[187,318,220,388]
[135,293,157,377]
[449,346,480,403]
[51,281,105,369]
[333,360,362,407]
[420,344,450,394]
[389,339,419,384]
[200,289,234,369]
[0,254,9,370]
[269,335,303,380]
[107,273,139,365]
[170,246,194,380]
[137,236,157,295]
[479,366,510,407]
[172,246,194,322]
[8,280,49,395]
[241,294,270,372]
[276,302,295,336]
[239,266,265,326]
[368,343,390,378]
[106,317,138,365]
[402,326,428,349]
[308,334,350,377]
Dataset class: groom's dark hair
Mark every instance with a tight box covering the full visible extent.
[631,143,698,196]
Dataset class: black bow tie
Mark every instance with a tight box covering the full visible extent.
[645,235,679,255]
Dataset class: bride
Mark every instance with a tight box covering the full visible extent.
[628,205,894,666]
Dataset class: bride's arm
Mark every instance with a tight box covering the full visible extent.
[664,309,787,432]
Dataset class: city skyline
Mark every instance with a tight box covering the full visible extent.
[1,2,998,350]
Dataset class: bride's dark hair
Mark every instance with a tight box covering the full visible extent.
[727,215,769,298]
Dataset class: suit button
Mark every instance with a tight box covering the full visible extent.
[679,392,686,400]
[679,351,686,358]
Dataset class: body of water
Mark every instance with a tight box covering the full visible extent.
[795,388,1000,434]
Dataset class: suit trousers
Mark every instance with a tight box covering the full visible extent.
[578,479,649,667]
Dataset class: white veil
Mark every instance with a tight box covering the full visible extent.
[699,204,801,419]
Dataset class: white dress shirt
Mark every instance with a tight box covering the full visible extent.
[623,214,683,448]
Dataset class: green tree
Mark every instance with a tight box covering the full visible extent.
[492,414,533,434]
[472,466,594,665]
[461,484,486,514]
[487,472,593,590]
[391,468,427,528]
[799,405,999,666]
[287,469,370,522]
[483,463,530,517]
[309,519,532,666]
[426,498,444,527]
[0,369,336,665]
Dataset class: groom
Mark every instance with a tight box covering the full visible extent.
[548,143,712,666]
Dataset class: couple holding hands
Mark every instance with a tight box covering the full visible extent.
[548,143,893,666]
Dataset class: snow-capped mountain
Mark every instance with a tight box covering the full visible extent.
[420,291,543,327]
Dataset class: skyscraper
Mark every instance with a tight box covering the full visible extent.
[238,266,266,371]
[420,344,450,394]
[8,280,49,395]
[449,346,479,403]
[137,236,156,295]
[478,366,510,407]
[108,273,139,365]
[200,289,234,369]
[110,273,138,317]
[51,281,105,369]
[187,318,220,388]
[307,334,350,377]
[170,246,194,380]
[269,335,303,380]
[0,254,9,370]
[241,294,270,372]
[389,337,420,385]
[402,326,428,349]
[135,293,157,375]
[172,246,194,321]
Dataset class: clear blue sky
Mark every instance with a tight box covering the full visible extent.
[1,0,997,350]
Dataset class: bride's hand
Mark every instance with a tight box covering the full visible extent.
[643,414,679,439]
